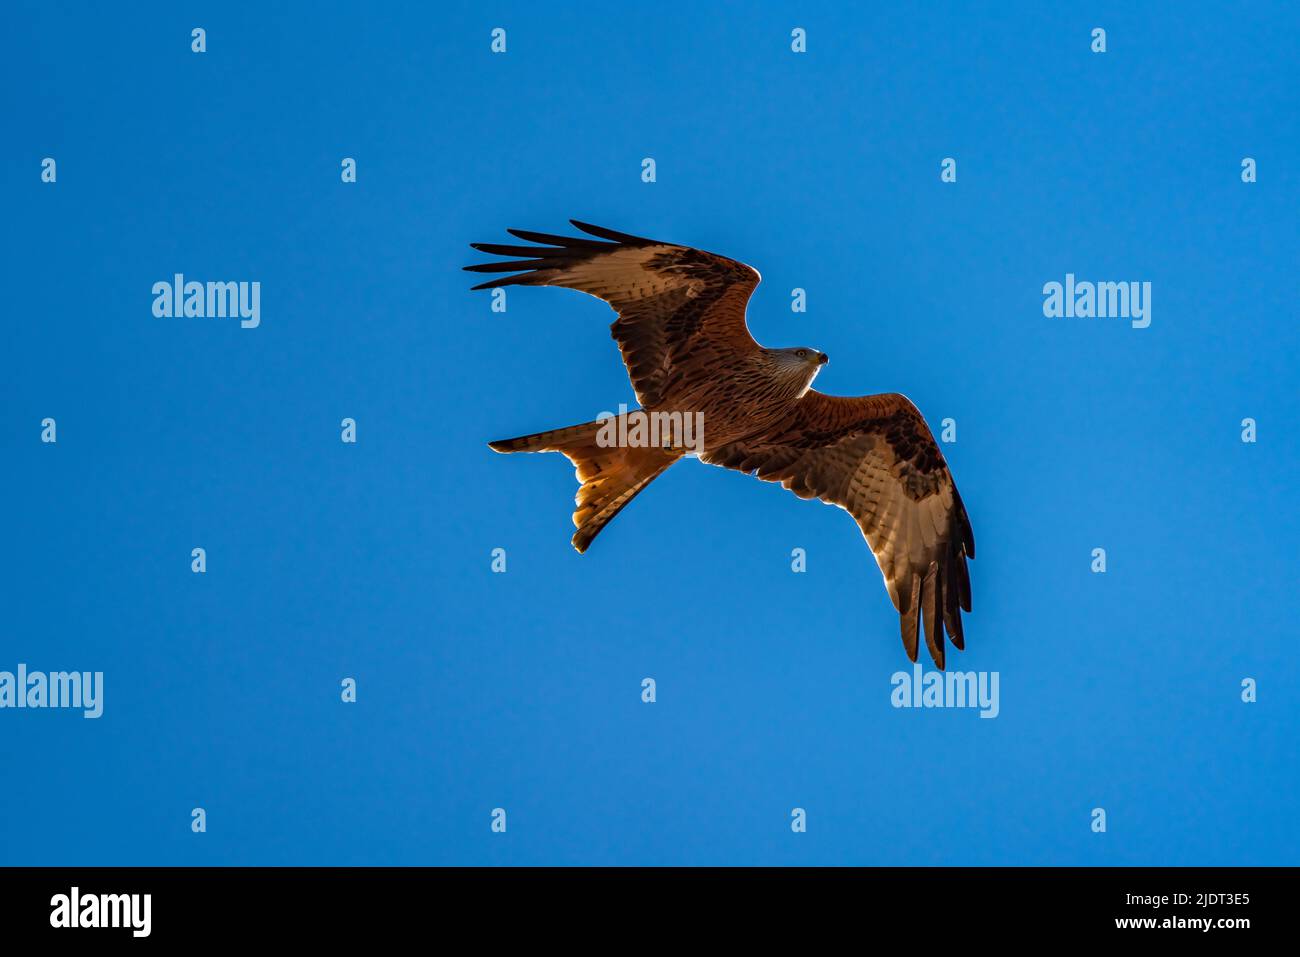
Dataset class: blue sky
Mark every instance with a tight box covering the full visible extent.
[3,2,1297,865]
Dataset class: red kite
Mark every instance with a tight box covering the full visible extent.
[467,221,974,668]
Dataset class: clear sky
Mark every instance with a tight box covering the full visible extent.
[4,2,1297,865]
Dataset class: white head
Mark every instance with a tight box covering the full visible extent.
[765,347,829,397]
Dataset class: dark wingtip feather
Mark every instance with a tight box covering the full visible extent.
[506,227,610,249]
[469,275,532,291]
[895,571,916,620]
[953,540,972,612]
[943,546,965,650]
[463,258,552,274]
[899,601,920,663]
[944,599,964,651]
[472,242,561,258]
[465,223,636,291]
[569,220,655,245]
[922,566,945,671]
[954,488,975,559]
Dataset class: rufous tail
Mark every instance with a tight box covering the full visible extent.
[489,419,682,552]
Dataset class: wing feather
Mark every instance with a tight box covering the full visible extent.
[704,391,974,668]
[466,221,762,407]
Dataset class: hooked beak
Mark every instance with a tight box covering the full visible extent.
[817,352,829,366]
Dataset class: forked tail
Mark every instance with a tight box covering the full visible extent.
[489,419,682,552]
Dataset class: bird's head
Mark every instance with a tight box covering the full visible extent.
[767,347,829,397]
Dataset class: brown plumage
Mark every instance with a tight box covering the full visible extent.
[467,221,975,668]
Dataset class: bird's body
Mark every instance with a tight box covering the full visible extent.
[650,347,826,449]
[467,221,974,669]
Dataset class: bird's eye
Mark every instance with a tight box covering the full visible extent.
[796,349,807,359]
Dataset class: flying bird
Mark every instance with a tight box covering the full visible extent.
[466,221,974,669]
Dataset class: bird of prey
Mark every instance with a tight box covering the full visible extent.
[466,221,974,669]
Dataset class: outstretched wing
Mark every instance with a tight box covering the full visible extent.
[465,220,761,408]
[703,391,975,669]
